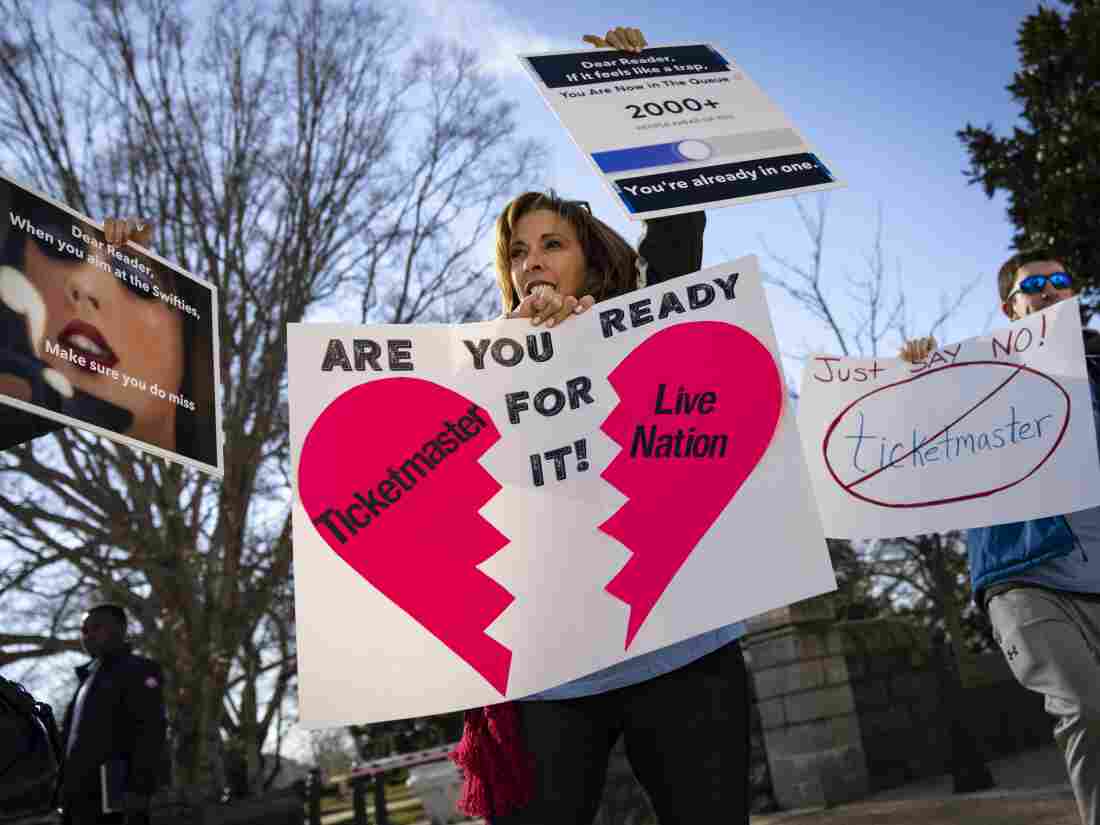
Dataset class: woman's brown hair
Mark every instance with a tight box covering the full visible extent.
[494,191,639,314]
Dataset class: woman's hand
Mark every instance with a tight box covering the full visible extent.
[898,336,938,364]
[507,288,596,328]
[582,26,647,53]
[103,217,153,248]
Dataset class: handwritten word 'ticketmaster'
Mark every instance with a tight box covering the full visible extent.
[843,407,1055,474]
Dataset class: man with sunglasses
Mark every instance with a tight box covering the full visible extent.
[902,251,1100,825]
[1002,261,1077,321]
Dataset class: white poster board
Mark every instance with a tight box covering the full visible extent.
[797,299,1100,539]
[518,43,845,220]
[288,257,834,726]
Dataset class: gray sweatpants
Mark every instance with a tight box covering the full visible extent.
[988,586,1100,825]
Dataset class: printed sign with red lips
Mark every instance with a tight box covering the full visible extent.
[0,174,223,475]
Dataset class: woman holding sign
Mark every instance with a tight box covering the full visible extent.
[0,179,217,466]
[452,27,752,825]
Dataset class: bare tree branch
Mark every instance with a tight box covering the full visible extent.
[0,0,545,798]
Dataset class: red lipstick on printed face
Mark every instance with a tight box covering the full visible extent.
[58,320,119,371]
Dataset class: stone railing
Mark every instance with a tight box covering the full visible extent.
[741,594,1051,809]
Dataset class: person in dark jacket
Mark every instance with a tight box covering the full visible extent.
[59,603,166,825]
[0,675,63,821]
[901,251,1100,825]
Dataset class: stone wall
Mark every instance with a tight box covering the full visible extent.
[742,595,1056,810]
[741,598,871,809]
[837,620,946,791]
[958,651,1050,756]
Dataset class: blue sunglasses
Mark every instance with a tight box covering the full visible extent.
[1010,271,1073,298]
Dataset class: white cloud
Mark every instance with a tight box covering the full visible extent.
[402,0,576,78]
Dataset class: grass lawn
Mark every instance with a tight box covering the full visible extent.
[389,807,427,825]
[316,778,425,821]
[386,780,414,803]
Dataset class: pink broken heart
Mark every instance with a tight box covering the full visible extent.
[298,377,514,694]
[600,321,784,649]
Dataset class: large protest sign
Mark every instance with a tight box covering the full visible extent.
[0,174,223,476]
[518,43,844,220]
[288,257,834,726]
[797,299,1100,539]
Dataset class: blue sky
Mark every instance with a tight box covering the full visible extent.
[410,0,1049,375]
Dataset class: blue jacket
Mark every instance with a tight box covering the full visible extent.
[967,515,1079,603]
[967,328,1100,605]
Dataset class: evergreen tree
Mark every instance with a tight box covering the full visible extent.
[959,0,1100,313]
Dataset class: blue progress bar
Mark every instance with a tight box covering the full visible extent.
[593,131,806,174]
[593,142,687,173]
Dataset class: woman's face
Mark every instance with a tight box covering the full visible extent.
[508,209,589,303]
[22,235,185,448]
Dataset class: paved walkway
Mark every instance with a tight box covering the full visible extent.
[752,744,1079,825]
[324,745,1080,825]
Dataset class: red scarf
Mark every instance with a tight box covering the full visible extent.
[450,702,535,818]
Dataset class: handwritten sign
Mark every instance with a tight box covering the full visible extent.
[797,299,1100,538]
[288,256,834,726]
[0,174,223,475]
[518,43,844,220]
